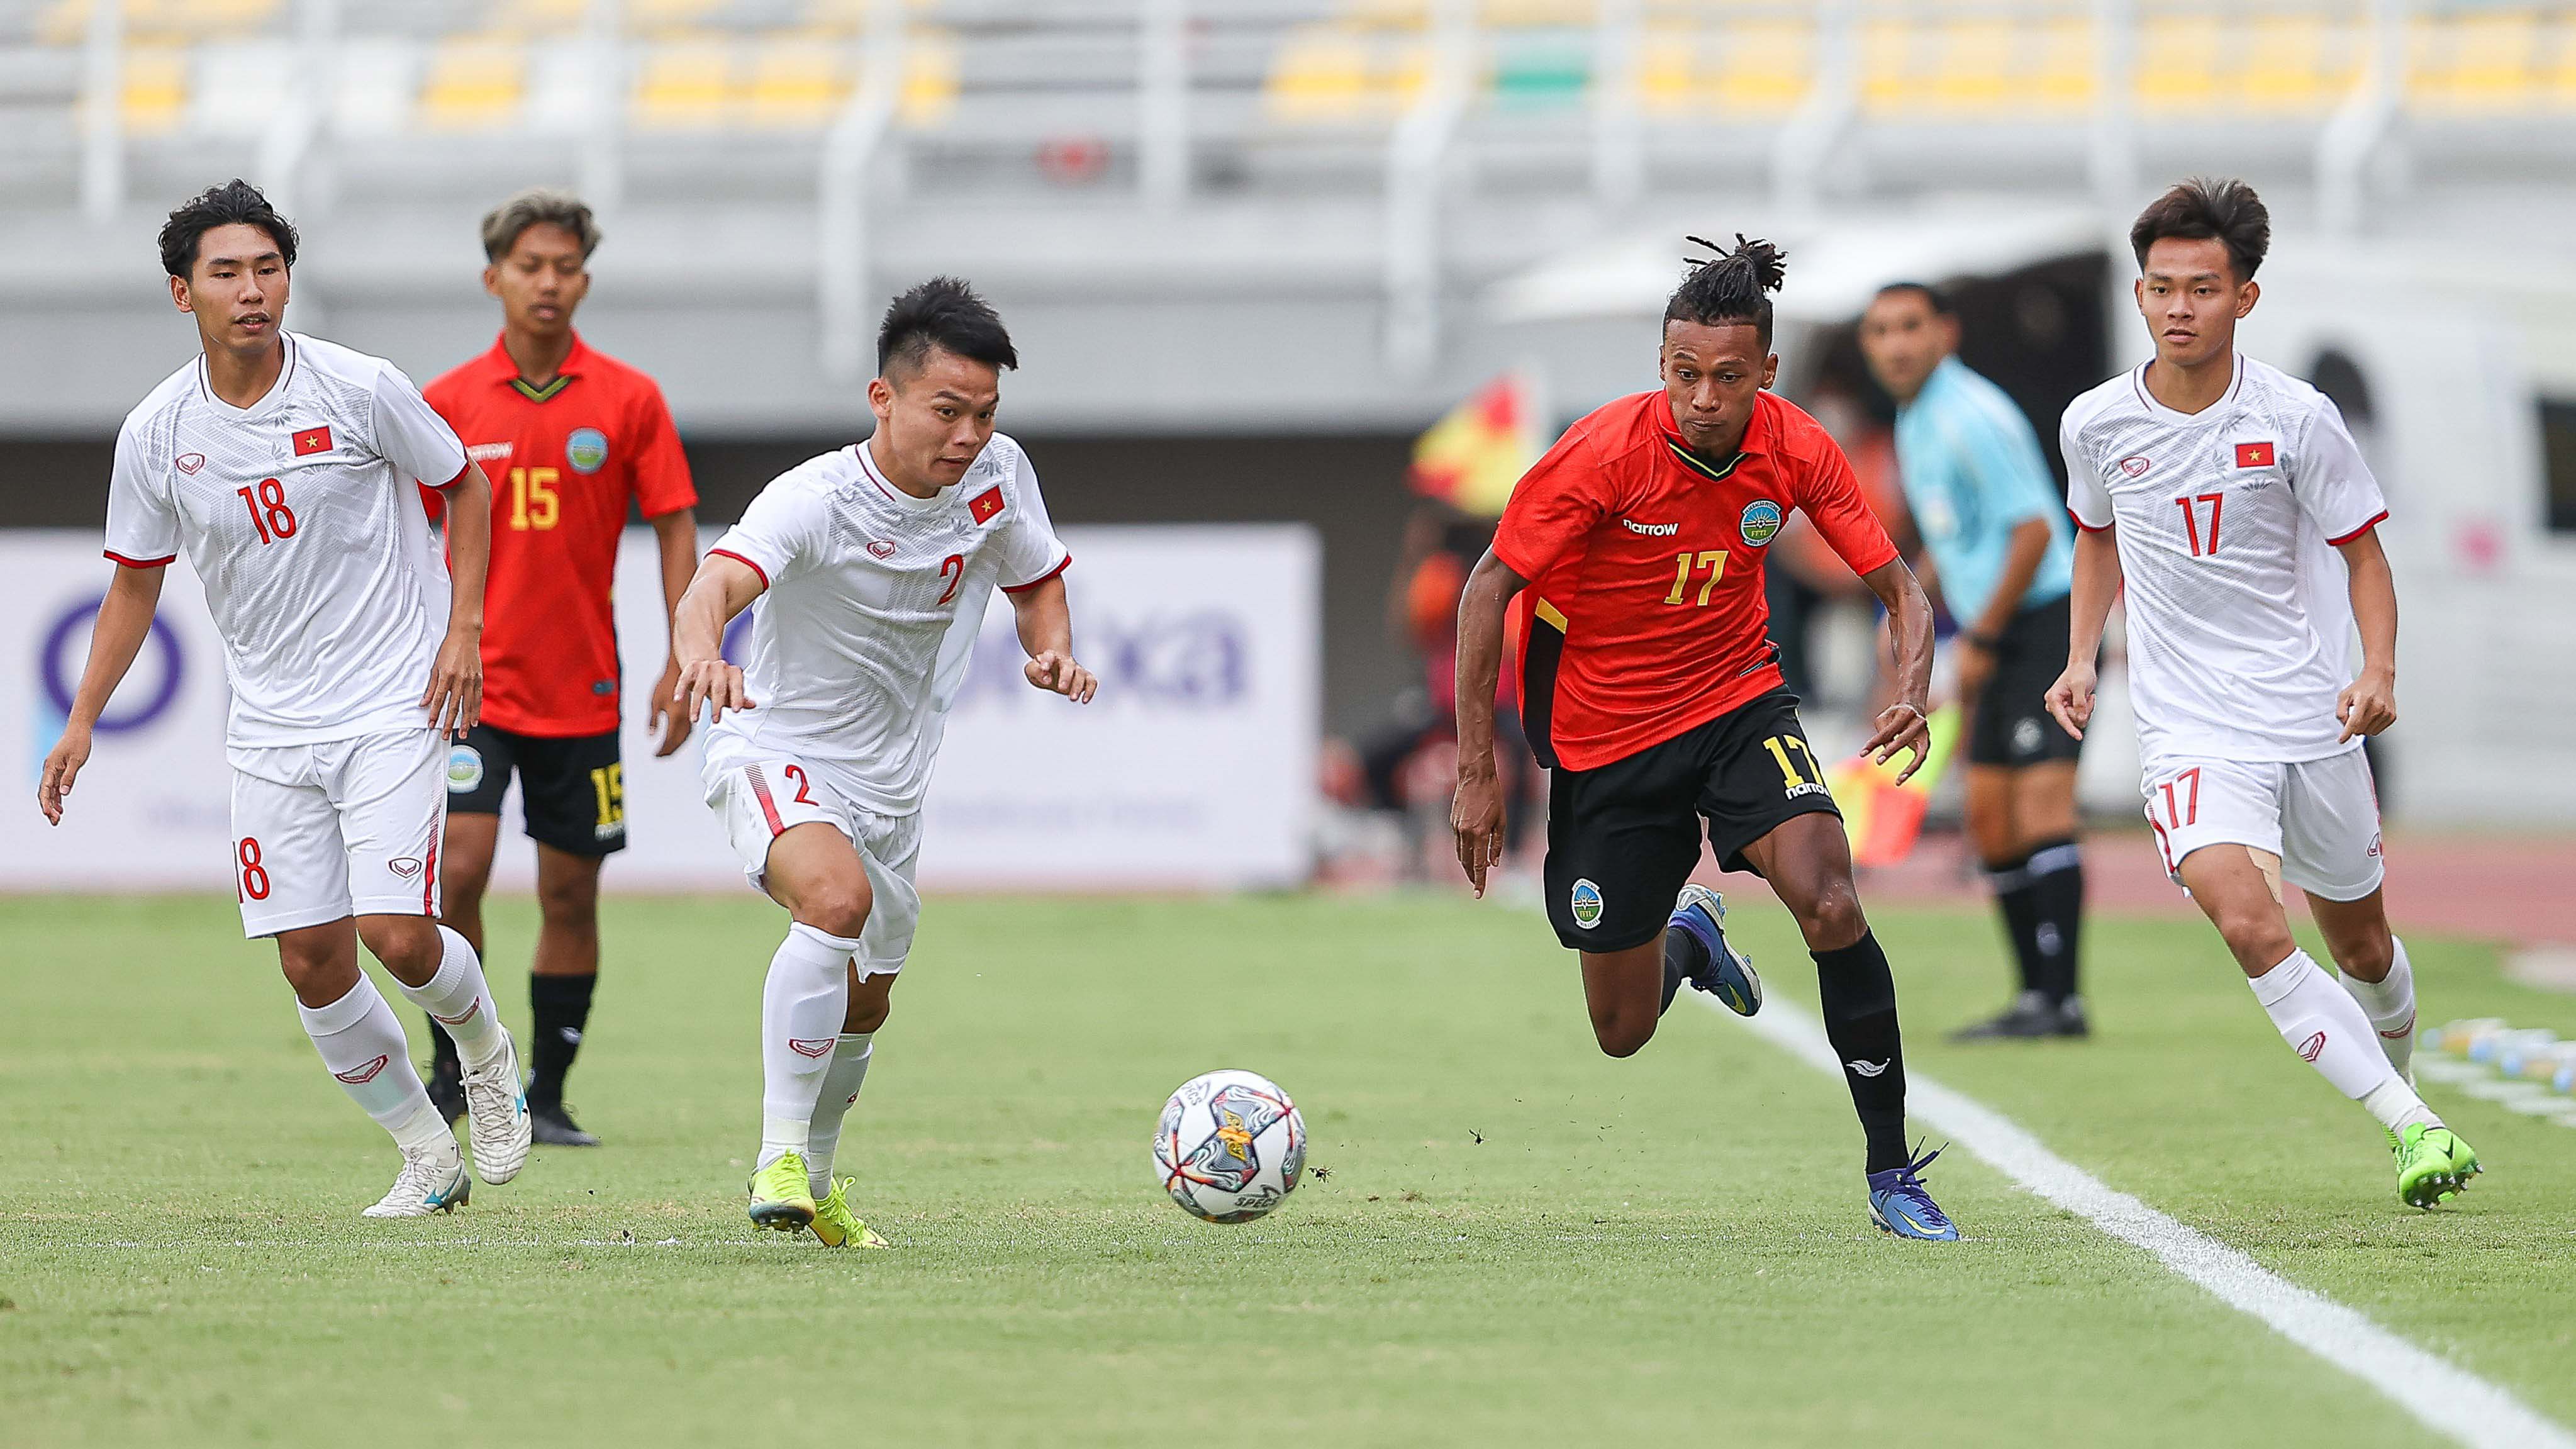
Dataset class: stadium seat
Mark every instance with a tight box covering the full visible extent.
[120,45,188,134]
[420,33,528,130]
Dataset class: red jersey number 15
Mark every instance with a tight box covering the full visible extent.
[1663,549,1729,607]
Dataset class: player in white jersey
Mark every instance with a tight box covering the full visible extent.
[671,279,1095,1246]
[36,181,532,1216]
[2048,178,2477,1209]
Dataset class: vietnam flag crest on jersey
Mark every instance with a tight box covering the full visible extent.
[968,485,1006,524]
[2234,440,2275,469]
[293,425,333,456]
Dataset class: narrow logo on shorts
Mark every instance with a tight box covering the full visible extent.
[1738,500,1783,547]
[176,452,206,476]
[2012,717,2046,757]
[789,1037,837,1059]
[867,539,896,559]
[2117,454,2152,478]
[335,1055,389,1084]
[447,745,484,792]
[1569,879,1603,929]
[2297,1031,2328,1063]
[566,427,609,474]
[389,856,424,880]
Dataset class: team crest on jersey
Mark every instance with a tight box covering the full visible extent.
[968,486,1006,524]
[2118,454,2152,478]
[1738,500,1783,547]
[566,427,609,474]
[175,452,206,476]
[447,745,484,793]
[1570,879,1604,929]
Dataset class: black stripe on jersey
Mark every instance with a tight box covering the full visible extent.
[1663,439,1746,483]
[510,376,574,403]
[1520,596,1568,771]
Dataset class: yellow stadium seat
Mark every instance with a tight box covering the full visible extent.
[745,36,849,129]
[2137,14,2221,113]
[898,30,957,126]
[1267,28,1384,121]
[633,33,732,129]
[121,45,189,134]
[2412,11,2542,113]
[2033,16,2093,112]
[2239,13,2348,113]
[419,35,526,130]
[1707,20,1809,114]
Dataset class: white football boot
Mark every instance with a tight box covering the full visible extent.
[460,1029,533,1185]
[362,1138,472,1217]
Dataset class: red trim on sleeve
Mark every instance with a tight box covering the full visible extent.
[2069,508,2111,534]
[2326,510,2389,547]
[708,548,770,590]
[1001,554,1073,594]
[104,550,177,568]
[429,462,474,491]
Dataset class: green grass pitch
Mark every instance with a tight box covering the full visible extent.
[3,891,2572,1447]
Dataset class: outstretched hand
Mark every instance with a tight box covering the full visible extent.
[676,657,754,724]
[1025,651,1097,703]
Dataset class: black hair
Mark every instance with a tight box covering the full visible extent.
[2130,176,2270,281]
[159,178,299,280]
[1875,280,1954,316]
[876,276,1018,378]
[1664,235,1788,349]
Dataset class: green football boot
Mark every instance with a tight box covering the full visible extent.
[747,1151,817,1233]
[2390,1123,2481,1210]
[810,1175,889,1250]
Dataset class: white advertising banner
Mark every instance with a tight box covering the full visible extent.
[4,523,1319,895]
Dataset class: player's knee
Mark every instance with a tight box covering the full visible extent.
[355,915,441,976]
[844,992,891,1034]
[1795,881,1868,951]
[2213,909,2295,970]
[1593,1014,1655,1058]
[796,877,873,940]
[536,876,599,931]
[2329,931,2394,983]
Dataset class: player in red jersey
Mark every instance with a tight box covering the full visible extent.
[416,189,700,1146]
[1452,238,1956,1239]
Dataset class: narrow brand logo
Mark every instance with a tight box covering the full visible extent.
[335,1055,389,1084]
[433,1001,481,1027]
[1621,518,1679,537]
[2297,1031,2329,1063]
[389,856,424,880]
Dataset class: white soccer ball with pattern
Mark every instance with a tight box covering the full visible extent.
[1152,1069,1307,1223]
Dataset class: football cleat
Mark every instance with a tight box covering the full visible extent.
[530,1100,601,1148]
[460,1030,532,1185]
[748,1152,817,1233]
[2392,1123,2481,1210]
[1952,992,2080,1041]
[1867,1146,1960,1241]
[810,1176,889,1250]
[1668,885,1762,1016]
[362,1141,471,1218]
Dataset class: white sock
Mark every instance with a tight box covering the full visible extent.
[391,926,505,1069]
[298,975,453,1156]
[759,923,857,1169]
[806,1032,876,1197]
[2338,936,2417,1083]
[2249,949,2437,1132]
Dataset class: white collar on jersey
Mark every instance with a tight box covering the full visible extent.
[2129,351,2246,427]
[851,435,957,513]
[195,332,299,422]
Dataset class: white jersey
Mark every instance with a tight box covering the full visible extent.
[2060,354,2389,773]
[702,433,1071,815]
[105,332,471,748]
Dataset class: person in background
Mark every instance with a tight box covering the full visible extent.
[418,188,702,1144]
[1761,380,1910,702]
[1860,281,2088,1040]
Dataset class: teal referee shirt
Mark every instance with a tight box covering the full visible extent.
[1893,356,2073,625]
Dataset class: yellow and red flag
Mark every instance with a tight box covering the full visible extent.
[1827,703,1964,870]
[1407,372,1542,518]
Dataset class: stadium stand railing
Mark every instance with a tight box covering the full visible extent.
[4,0,2572,371]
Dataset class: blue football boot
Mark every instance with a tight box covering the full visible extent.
[1867,1145,1960,1241]
[1668,884,1763,1016]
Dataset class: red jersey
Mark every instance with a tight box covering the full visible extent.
[1493,389,1899,771]
[423,333,696,737]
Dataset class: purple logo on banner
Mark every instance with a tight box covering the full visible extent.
[43,595,185,734]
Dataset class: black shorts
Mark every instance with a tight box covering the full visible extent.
[1965,594,2085,769]
[445,724,626,857]
[1542,690,1841,952]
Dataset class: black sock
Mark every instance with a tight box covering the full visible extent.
[428,1014,461,1080]
[1984,853,2045,999]
[528,973,597,1111]
[1813,931,1909,1174]
[1659,921,1707,1015]
[2023,839,2085,1005]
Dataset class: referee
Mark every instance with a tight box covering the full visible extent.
[418,189,702,1140]
[1860,283,2089,1040]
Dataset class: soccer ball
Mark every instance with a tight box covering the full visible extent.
[1152,1069,1307,1223]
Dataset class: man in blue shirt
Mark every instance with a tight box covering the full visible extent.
[1861,282,2088,1039]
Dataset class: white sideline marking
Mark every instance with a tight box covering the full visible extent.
[1702,995,2576,1449]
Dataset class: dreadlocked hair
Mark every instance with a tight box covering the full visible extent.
[1664,234,1788,348]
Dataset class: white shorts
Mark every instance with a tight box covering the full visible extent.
[228,728,448,938]
[2141,749,2385,902]
[705,756,923,977]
